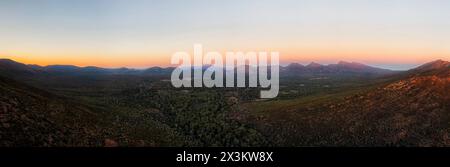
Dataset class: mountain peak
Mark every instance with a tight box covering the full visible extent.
[0,59,27,67]
[414,59,450,71]
[335,61,370,69]
[428,59,449,66]
[337,61,351,65]
[0,58,17,63]
[286,63,305,68]
[306,62,323,68]
[0,58,37,75]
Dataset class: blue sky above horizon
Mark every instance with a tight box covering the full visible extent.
[0,0,449,70]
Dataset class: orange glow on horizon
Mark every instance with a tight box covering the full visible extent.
[1,53,172,68]
[1,46,449,68]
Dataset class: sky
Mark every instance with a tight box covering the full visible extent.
[0,0,449,70]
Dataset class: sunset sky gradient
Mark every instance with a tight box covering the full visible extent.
[1,0,449,70]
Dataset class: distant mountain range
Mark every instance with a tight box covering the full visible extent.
[0,58,398,78]
[0,59,174,77]
[281,61,397,77]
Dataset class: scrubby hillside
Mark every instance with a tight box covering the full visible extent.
[244,60,450,146]
[0,76,103,146]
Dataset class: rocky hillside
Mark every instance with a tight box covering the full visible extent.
[326,64,450,146]
[246,60,450,146]
[324,60,449,146]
